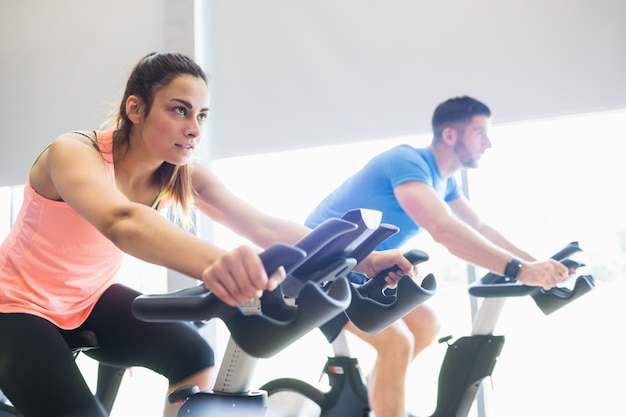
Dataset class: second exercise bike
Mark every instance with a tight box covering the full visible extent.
[261,241,594,417]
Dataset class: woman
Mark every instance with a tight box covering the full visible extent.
[0,52,414,417]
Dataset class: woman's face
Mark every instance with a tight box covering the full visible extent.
[138,74,210,165]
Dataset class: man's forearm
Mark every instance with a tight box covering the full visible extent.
[477,223,535,261]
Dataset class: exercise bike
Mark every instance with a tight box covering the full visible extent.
[131,209,437,417]
[1,208,434,417]
[260,241,595,417]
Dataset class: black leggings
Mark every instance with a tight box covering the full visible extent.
[0,284,214,417]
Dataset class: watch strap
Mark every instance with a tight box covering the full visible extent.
[504,258,522,279]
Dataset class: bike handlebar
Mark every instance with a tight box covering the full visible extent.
[131,209,436,358]
[468,241,595,314]
[344,249,436,334]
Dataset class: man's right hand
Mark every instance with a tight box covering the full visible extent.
[518,259,571,290]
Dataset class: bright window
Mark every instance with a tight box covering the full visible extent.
[211,109,626,417]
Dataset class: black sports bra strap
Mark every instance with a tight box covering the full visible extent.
[32,131,98,166]
[68,131,163,210]
[70,131,99,150]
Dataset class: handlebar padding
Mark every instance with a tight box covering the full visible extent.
[346,273,436,334]
[345,249,436,334]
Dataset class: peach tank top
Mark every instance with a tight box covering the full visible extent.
[0,131,128,329]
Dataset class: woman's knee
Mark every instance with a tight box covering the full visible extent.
[162,335,215,385]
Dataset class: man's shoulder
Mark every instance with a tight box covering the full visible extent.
[375,144,428,163]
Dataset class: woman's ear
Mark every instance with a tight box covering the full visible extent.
[126,95,144,123]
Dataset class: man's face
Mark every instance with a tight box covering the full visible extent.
[454,115,492,168]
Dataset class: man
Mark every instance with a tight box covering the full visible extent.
[305,96,570,417]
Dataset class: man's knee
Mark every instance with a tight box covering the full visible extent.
[371,322,415,358]
[405,304,440,350]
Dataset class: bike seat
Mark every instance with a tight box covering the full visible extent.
[64,329,100,353]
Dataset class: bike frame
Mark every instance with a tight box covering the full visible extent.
[262,242,594,417]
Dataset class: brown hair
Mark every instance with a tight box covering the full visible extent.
[431,96,491,144]
[106,52,209,228]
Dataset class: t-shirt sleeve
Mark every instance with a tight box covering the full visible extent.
[382,146,432,188]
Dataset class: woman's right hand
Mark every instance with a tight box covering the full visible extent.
[201,245,286,306]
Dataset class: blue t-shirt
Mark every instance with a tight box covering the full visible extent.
[306,145,461,250]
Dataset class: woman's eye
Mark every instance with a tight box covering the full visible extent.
[174,107,187,115]
[198,112,208,122]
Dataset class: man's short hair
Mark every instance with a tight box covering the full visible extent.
[432,96,491,142]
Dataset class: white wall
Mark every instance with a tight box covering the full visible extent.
[0,0,194,186]
[203,0,626,159]
[2,0,625,185]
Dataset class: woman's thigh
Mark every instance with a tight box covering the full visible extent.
[81,284,215,384]
[0,312,107,417]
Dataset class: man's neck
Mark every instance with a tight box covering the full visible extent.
[429,144,462,179]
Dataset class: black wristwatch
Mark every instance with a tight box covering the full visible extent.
[503,258,523,279]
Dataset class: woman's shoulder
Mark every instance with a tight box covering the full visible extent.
[52,130,105,148]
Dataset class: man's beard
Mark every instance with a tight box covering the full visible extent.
[454,140,478,169]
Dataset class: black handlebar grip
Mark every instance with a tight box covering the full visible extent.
[468,241,595,315]
[358,249,429,301]
[550,241,582,262]
[131,243,306,322]
[258,243,308,276]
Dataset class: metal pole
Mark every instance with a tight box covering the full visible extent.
[460,169,487,417]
